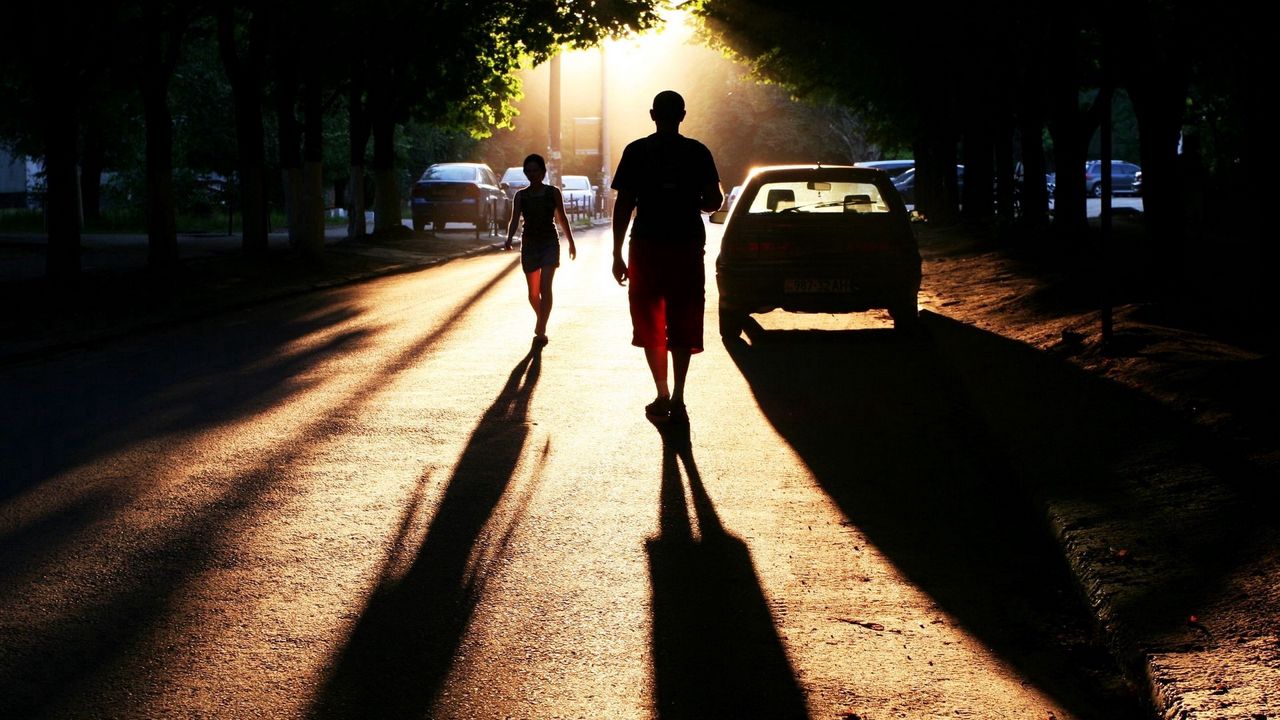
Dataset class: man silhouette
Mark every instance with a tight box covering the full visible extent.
[611,90,723,423]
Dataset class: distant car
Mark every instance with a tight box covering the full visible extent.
[711,164,921,338]
[720,184,744,212]
[891,165,965,205]
[853,159,915,179]
[1084,160,1141,197]
[500,166,530,201]
[559,175,596,215]
[411,162,505,237]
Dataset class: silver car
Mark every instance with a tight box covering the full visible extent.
[560,175,596,215]
[711,164,921,338]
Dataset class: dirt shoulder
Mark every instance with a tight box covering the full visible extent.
[916,219,1278,719]
[918,218,1277,467]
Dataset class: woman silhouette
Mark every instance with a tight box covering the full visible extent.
[505,154,576,346]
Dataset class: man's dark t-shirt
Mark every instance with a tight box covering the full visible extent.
[612,132,719,246]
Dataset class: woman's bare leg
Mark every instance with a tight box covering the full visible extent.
[535,265,556,337]
[525,269,542,321]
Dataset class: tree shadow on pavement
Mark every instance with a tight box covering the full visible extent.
[920,312,1278,667]
[0,259,527,718]
[647,422,810,720]
[310,347,542,720]
[0,301,370,504]
[725,328,1149,718]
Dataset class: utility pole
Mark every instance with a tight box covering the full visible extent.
[548,53,562,187]
[600,44,611,215]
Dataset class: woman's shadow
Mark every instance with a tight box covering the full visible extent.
[309,347,542,719]
[646,423,810,720]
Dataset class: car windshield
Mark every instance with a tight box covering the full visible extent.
[501,167,527,183]
[562,176,590,190]
[746,180,891,214]
[423,165,478,182]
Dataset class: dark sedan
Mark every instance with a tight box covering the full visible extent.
[1084,160,1141,197]
[410,162,506,237]
[711,165,921,338]
[891,166,965,205]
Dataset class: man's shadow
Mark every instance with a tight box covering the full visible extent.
[646,423,809,720]
[310,347,542,719]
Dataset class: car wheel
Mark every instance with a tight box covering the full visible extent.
[889,296,920,332]
[718,304,746,340]
[1090,182,1103,198]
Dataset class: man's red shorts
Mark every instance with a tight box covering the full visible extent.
[627,241,705,352]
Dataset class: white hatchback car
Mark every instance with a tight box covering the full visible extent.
[560,175,597,214]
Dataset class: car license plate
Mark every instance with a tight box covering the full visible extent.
[784,278,851,293]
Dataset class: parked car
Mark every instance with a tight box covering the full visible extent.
[499,166,530,201]
[1084,160,1141,197]
[560,174,596,215]
[853,159,915,179]
[711,164,921,338]
[719,184,744,212]
[891,165,965,205]
[411,162,506,237]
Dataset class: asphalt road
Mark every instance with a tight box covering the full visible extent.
[1,225,1148,718]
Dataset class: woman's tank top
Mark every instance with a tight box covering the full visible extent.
[519,187,559,247]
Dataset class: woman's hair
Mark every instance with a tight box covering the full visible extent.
[523,154,546,172]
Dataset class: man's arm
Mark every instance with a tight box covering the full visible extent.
[611,189,636,285]
[699,181,724,213]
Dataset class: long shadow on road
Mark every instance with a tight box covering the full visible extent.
[0,258,523,718]
[726,327,1147,717]
[310,347,542,719]
[647,423,809,720]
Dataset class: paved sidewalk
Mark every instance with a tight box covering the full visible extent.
[0,223,511,365]
[2,221,1276,718]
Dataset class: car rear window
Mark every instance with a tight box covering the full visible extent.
[746,181,890,214]
[423,166,478,182]
[562,176,591,190]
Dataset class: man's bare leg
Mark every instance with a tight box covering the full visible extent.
[670,348,691,405]
[644,345,670,400]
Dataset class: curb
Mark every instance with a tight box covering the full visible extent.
[920,311,1278,719]
[0,238,510,368]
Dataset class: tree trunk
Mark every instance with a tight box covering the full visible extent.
[41,84,81,281]
[217,6,270,257]
[275,54,303,249]
[993,123,1015,222]
[914,117,958,226]
[347,74,370,239]
[1018,117,1049,229]
[1046,87,1089,238]
[371,110,403,235]
[960,120,994,221]
[299,69,325,258]
[80,118,105,225]
[1130,71,1188,301]
[142,62,178,269]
